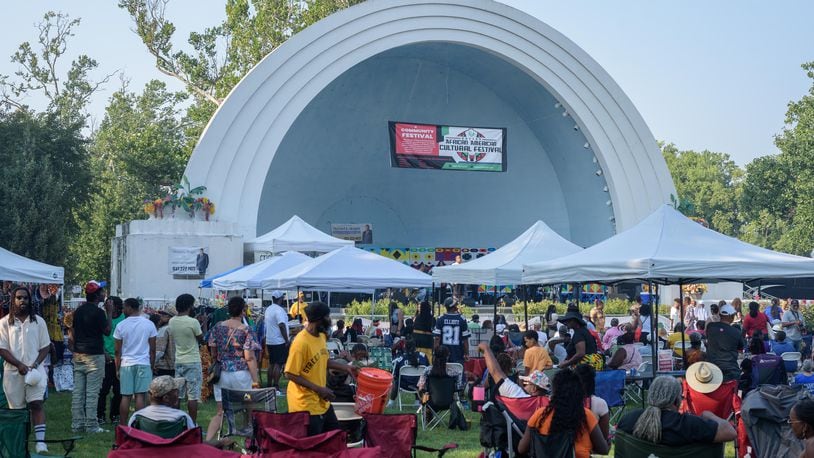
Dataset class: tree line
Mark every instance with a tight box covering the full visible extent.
[0,1,811,285]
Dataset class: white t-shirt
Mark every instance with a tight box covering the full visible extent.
[498,378,530,398]
[670,307,680,323]
[695,306,709,322]
[114,315,158,367]
[589,395,609,420]
[129,404,195,429]
[264,304,289,345]
[553,343,567,363]
[536,331,548,347]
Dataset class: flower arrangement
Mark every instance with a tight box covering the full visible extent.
[142,176,213,220]
[196,197,216,221]
[681,283,708,296]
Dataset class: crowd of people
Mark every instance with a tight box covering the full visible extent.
[2,279,814,456]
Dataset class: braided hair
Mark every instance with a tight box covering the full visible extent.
[632,376,682,443]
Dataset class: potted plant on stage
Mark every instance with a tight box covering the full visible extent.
[682,283,708,301]
[174,176,207,219]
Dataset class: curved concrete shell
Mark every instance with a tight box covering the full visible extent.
[184,0,675,248]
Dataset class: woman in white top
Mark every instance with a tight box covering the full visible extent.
[574,364,610,440]
[607,328,642,371]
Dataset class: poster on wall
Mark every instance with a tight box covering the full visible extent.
[331,224,373,244]
[169,246,209,276]
[389,121,507,172]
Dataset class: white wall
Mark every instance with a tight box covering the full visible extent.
[658,282,744,305]
[111,218,243,301]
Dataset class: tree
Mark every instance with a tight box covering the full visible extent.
[0,11,114,126]
[771,62,814,255]
[119,0,365,146]
[69,80,189,282]
[0,110,90,269]
[661,143,743,236]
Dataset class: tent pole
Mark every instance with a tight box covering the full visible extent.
[371,289,376,322]
[649,280,658,375]
[522,285,528,330]
[679,281,686,369]
[493,285,498,333]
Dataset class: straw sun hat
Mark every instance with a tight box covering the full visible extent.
[686,362,723,394]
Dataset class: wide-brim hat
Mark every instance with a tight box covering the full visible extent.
[557,310,586,326]
[686,362,723,394]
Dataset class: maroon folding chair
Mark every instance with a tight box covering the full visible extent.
[362,413,458,458]
[114,425,202,449]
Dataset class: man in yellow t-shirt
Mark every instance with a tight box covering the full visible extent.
[289,291,308,323]
[285,301,356,436]
[522,330,553,374]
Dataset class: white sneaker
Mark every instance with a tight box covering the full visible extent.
[35,442,48,453]
[386,400,394,408]
[86,426,109,434]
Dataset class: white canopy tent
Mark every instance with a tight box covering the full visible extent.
[212,251,311,290]
[522,204,814,374]
[245,215,354,253]
[432,220,582,285]
[0,246,64,284]
[265,246,433,291]
[523,204,814,285]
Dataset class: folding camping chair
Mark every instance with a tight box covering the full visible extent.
[363,413,458,458]
[594,369,626,423]
[418,375,456,430]
[681,379,740,457]
[624,361,651,407]
[492,395,550,458]
[129,415,188,439]
[446,362,464,390]
[614,430,724,458]
[368,346,392,371]
[751,353,787,388]
[327,339,343,358]
[114,424,202,450]
[219,387,277,449]
[397,366,426,411]
[111,426,241,458]
[0,408,80,457]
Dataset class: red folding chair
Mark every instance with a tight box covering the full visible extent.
[494,395,550,458]
[680,379,740,456]
[362,413,457,458]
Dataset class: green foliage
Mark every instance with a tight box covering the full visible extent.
[68,80,189,282]
[0,110,90,271]
[770,62,814,255]
[120,0,365,148]
[0,12,113,126]
[661,143,743,236]
[511,299,669,318]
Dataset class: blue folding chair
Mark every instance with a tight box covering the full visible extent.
[594,369,626,423]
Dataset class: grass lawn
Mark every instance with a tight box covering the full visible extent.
[36,383,483,457]
[35,385,737,457]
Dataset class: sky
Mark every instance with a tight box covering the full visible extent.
[2,1,812,166]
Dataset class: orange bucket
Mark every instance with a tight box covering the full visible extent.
[354,367,393,415]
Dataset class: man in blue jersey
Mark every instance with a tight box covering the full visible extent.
[433,299,470,363]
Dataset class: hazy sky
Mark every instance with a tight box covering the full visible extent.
[2,1,812,166]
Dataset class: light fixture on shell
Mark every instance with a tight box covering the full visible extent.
[595,169,603,176]
[583,142,590,149]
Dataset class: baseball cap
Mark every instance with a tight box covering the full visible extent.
[719,304,737,316]
[519,370,550,390]
[149,375,184,397]
[84,280,102,295]
[271,290,286,299]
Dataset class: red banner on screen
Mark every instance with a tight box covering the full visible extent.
[394,123,439,156]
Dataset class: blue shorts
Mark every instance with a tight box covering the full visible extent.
[119,365,152,395]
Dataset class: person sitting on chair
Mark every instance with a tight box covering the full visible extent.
[789,398,814,456]
[129,375,231,448]
[477,342,548,399]
[617,375,735,446]
[771,329,796,356]
[128,376,195,429]
[606,325,642,371]
[518,369,609,457]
